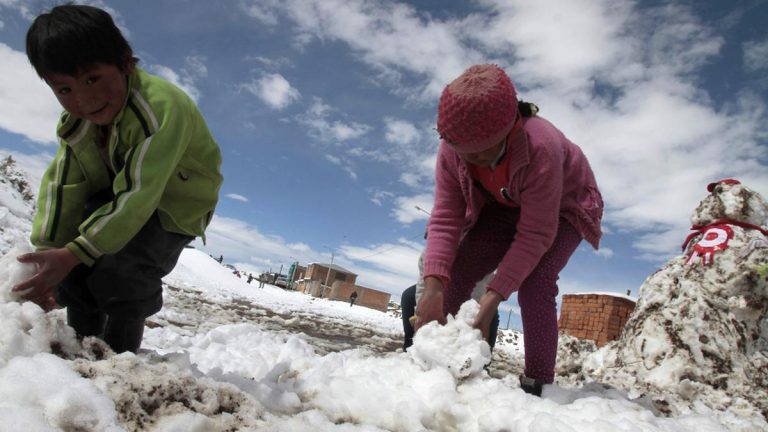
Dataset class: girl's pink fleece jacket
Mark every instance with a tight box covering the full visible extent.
[423,115,603,300]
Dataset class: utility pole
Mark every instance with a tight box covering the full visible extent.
[324,251,334,289]
[414,205,431,217]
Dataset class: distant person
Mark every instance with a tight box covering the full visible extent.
[217,255,223,264]
[349,290,358,307]
[247,273,254,284]
[12,4,223,354]
[415,64,603,396]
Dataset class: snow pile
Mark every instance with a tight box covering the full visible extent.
[0,156,35,254]
[2,163,767,430]
[408,300,492,379]
[0,353,123,431]
[581,181,768,426]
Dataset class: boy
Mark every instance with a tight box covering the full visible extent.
[12,5,223,354]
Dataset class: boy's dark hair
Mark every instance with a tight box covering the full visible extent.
[26,4,134,77]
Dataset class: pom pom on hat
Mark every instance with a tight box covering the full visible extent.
[437,64,518,153]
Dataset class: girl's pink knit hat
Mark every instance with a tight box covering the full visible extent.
[437,64,518,153]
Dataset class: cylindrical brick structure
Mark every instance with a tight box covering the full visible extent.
[558,293,636,346]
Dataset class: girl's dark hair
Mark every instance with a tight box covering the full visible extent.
[26,4,134,77]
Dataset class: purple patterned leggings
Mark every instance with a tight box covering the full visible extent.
[443,202,582,383]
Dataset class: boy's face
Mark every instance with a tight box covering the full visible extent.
[43,63,131,126]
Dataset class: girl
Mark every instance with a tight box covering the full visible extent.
[415,64,603,395]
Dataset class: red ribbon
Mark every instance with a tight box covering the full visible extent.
[682,218,768,251]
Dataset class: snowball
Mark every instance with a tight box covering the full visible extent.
[0,243,36,302]
[408,300,491,379]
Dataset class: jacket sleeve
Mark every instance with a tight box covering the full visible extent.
[422,143,467,282]
[486,142,564,299]
[66,95,195,266]
[30,144,90,250]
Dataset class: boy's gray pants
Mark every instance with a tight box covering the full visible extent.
[57,210,191,353]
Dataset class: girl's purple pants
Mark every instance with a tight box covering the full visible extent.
[443,202,582,383]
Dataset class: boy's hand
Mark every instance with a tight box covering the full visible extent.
[414,276,447,331]
[473,290,503,341]
[12,248,81,309]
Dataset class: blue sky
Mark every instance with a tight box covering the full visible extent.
[1,0,767,330]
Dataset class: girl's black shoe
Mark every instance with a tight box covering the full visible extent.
[519,375,543,397]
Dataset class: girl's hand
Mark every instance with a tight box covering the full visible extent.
[414,276,447,331]
[12,248,81,309]
[473,290,503,341]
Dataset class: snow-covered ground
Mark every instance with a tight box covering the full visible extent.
[1,159,767,431]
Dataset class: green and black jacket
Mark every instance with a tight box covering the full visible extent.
[31,68,223,266]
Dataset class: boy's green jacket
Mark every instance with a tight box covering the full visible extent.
[31,68,223,266]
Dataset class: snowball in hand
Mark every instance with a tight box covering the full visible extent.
[408,300,491,379]
[0,244,36,302]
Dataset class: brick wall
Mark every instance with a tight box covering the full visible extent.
[558,294,636,347]
[290,265,306,282]
[305,263,358,286]
[330,281,391,312]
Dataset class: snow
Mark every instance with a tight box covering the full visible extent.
[1,160,767,431]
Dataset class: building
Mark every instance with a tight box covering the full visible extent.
[558,293,636,347]
[305,262,357,287]
[328,281,391,312]
[295,262,391,311]
[287,262,307,286]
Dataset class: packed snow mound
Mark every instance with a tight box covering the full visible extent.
[692,180,768,228]
[408,300,492,379]
[582,180,768,425]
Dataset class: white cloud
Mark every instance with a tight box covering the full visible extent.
[185,56,208,78]
[297,97,371,142]
[324,154,358,181]
[0,43,62,145]
[471,0,632,93]
[241,0,281,26]
[148,56,208,103]
[0,1,34,20]
[336,238,424,293]
[594,247,614,259]
[392,194,433,224]
[242,0,483,100]
[384,118,420,146]
[225,193,249,202]
[242,73,300,110]
[325,154,341,165]
[398,153,435,189]
[368,189,394,206]
[245,55,292,70]
[194,215,318,271]
[743,39,768,72]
